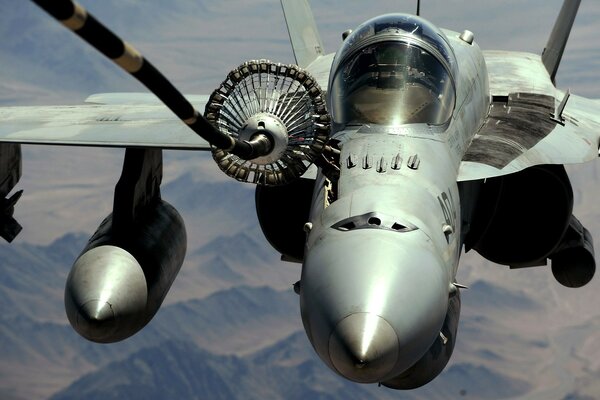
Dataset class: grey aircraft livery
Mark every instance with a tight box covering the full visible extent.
[0,0,598,390]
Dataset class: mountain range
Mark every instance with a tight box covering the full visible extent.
[0,233,537,400]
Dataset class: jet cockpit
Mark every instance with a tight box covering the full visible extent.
[329,14,457,128]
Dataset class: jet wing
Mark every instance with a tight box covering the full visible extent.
[458,51,600,181]
[0,93,213,150]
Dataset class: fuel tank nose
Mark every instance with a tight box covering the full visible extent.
[64,245,148,343]
[329,313,399,383]
[75,299,117,341]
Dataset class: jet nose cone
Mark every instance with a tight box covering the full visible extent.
[329,313,399,383]
[76,300,117,342]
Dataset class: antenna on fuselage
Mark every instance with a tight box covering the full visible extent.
[416,0,421,16]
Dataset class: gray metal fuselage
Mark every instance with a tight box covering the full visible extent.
[300,29,490,383]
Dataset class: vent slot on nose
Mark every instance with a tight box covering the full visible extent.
[332,213,416,232]
[338,222,356,231]
[368,217,381,226]
[391,223,406,231]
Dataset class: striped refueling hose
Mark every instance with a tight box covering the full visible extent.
[30,0,272,160]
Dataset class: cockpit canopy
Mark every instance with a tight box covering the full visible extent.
[329,14,457,127]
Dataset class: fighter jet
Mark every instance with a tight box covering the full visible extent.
[0,0,597,390]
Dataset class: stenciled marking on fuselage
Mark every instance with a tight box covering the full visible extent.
[438,189,457,232]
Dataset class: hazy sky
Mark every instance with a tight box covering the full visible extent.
[3,0,597,100]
